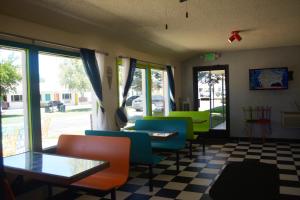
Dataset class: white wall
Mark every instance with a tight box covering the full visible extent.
[0,14,182,130]
[181,46,300,139]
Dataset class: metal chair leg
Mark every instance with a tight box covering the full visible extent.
[149,165,153,192]
[202,138,205,154]
[189,140,193,159]
[176,151,179,172]
[111,188,116,200]
[47,184,52,199]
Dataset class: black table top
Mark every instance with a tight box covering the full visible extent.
[4,151,109,185]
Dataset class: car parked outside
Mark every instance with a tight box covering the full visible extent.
[132,96,143,111]
[125,95,139,107]
[45,100,65,112]
[132,95,164,112]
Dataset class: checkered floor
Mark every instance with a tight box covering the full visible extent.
[28,140,300,200]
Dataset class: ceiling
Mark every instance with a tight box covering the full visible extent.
[1,0,300,61]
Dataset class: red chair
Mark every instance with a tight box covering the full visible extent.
[257,106,272,142]
[243,106,272,142]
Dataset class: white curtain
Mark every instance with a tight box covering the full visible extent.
[115,58,131,128]
[91,53,112,130]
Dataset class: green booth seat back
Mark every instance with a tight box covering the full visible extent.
[143,116,196,141]
[169,111,210,133]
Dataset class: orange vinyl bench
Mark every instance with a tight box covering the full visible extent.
[56,135,131,200]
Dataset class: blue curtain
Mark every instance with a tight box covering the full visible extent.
[116,58,137,127]
[80,48,104,112]
[167,65,176,111]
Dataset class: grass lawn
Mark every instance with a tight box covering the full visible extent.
[1,107,92,155]
[204,105,226,128]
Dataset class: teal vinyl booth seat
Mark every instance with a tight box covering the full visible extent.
[144,116,197,158]
[135,119,188,172]
[85,130,164,192]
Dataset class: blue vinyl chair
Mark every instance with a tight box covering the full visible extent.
[135,119,187,172]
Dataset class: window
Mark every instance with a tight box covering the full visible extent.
[0,47,29,156]
[39,53,92,149]
[11,95,23,102]
[118,64,146,127]
[118,60,170,126]
[1,40,97,152]
[194,66,228,133]
[45,93,51,101]
[151,69,169,116]
[62,93,71,100]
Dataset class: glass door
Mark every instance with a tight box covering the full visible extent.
[193,65,229,136]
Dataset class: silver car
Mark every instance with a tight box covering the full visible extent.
[132,95,164,112]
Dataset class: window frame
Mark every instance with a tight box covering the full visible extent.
[11,94,23,102]
[150,68,169,116]
[0,39,81,152]
[0,46,29,155]
[116,59,170,121]
[62,93,72,100]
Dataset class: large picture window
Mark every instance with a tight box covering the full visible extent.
[0,47,29,156]
[39,53,92,149]
[118,65,146,127]
[1,40,100,153]
[118,61,170,126]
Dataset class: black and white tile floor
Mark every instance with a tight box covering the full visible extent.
[35,141,300,200]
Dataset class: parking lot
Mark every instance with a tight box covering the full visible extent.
[1,104,92,156]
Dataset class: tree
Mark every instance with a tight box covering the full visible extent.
[198,72,223,108]
[0,58,22,100]
[59,59,90,97]
[131,70,142,93]
[130,70,163,94]
[151,71,162,91]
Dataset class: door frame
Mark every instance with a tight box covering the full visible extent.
[193,65,230,137]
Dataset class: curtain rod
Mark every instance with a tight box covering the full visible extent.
[118,56,168,67]
[0,32,109,56]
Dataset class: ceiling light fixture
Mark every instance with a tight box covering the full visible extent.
[228,31,242,43]
[185,0,189,18]
[180,0,189,18]
[165,0,190,30]
[165,7,168,30]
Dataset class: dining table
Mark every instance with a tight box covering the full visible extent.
[3,151,109,185]
[124,129,177,140]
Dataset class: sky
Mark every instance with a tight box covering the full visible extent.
[0,47,84,93]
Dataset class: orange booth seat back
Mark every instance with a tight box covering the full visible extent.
[56,135,131,191]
